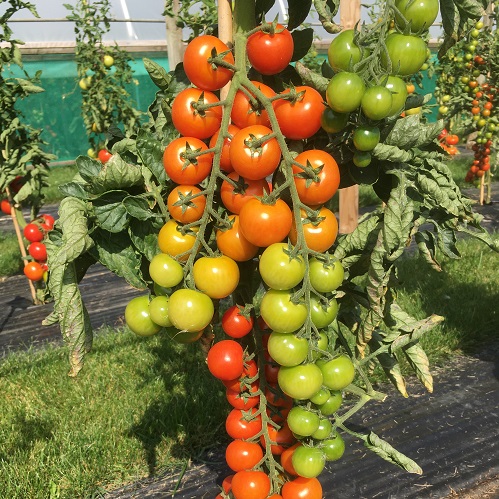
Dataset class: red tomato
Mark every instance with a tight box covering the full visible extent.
[281,477,323,499]
[183,35,234,91]
[171,88,222,139]
[239,198,292,247]
[98,149,112,163]
[225,440,264,472]
[260,422,296,455]
[293,149,340,206]
[222,305,254,338]
[163,137,213,184]
[226,388,259,410]
[445,134,459,146]
[231,81,276,128]
[40,213,55,229]
[1,199,11,214]
[226,408,262,440]
[209,124,240,173]
[273,86,325,140]
[24,261,44,281]
[28,242,47,261]
[216,215,259,262]
[207,340,245,381]
[247,24,294,75]
[229,125,281,180]
[223,359,259,392]
[167,185,206,224]
[23,223,44,243]
[221,172,271,214]
[231,470,271,499]
[280,443,301,476]
[289,207,338,252]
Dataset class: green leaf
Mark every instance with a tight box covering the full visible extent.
[385,116,444,150]
[291,28,314,62]
[123,195,155,220]
[287,0,312,31]
[414,230,442,271]
[58,181,89,200]
[454,0,486,18]
[90,228,147,289]
[88,154,143,194]
[128,218,160,262]
[403,342,433,392]
[15,78,44,93]
[136,129,167,183]
[76,155,103,183]
[390,314,444,351]
[373,144,413,163]
[143,57,171,89]
[93,190,130,233]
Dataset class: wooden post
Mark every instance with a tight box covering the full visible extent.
[338,0,361,234]
[165,0,184,70]
[218,0,233,101]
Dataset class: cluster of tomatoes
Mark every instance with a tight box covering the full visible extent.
[436,129,460,155]
[22,214,55,282]
[0,176,26,215]
[467,136,493,182]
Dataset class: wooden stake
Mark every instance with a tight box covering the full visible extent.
[218,0,233,101]
[479,173,485,205]
[339,0,361,234]
[165,0,185,69]
[5,187,39,305]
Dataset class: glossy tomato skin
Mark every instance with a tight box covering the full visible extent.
[274,86,325,140]
[28,242,47,261]
[209,124,240,173]
[216,215,259,262]
[125,295,162,337]
[287,406,320,437]
[281,476,323,499]
[226,387,259,410]
[207,339,244,380]
[278,363,324,400]
[167,289,214,332]
[226,408,262,440]
[148,295,173,327]
[222,305,254,338]
[163,137,213,184]
[353,126,381,151]
[267,332,309,367]
[171,88,222,139]
[247,24,294,75]
[23,223,44,243]
[327,29,365,71]
[239,198,292,247]
[157,220,198,261]
[361,85,393,120]
[381,33,427,76]
[23,261,44,281]
[293,149,340,206]
[322,432,346,461]
[1,199,11,214]
[394,0,439,32]
[309,257,344,292]
[310,296,339,328]
[326,72,365,113]
[229,125,281,180]
[98,149,112,163]
[149,252,184,288]
[167,185,206,224]
[193,255,240,299]
[385,76,408,116]
[317,355,355,390]
[260,289,307,334]
[225,440,264,472]
[231,470,271,499]
[317,391,343,416]
[183,35,234,90]
[259,243,305,290]
[321,107,349,134]
[221,172,271,215]
[289,207,338,253]
[231,81,275,128]
[291,446,326,478]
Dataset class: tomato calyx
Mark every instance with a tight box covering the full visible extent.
[207,47,236,72]
[243,131,277,152]
[180,142,213,167]
[293,159,324,186]
[190,91,223,117]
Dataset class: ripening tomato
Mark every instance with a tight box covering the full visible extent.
[193,255,240,299]
[246,24,294,75]
[291,446,326,478]
[216,215,259,262]
[149,252,184,288]
[209,124,240,173]
[293,149,340,206]
[28,242,47,261]
[229,125,281,180]
[168,288,214,332]
[23,261,44,281]
[157,220,198,261]
[273,86,325,140]
[222,305,254,338]
[239,198,292,247]
[278,363,324,400]
[98,149,112,163]
[163,137,213,184]
[260,289,307,334]
[1,198,11,215]
[259,243,306,290]
[125,295,161,337]
[445,134,459,146]
[183,35,234,91]
[289,207,338,253]
[167,185,206,224]
[171,88,222,139]
[231,81,275,128]
[225,440,264,472]
[231,470,271,499]
[309,257,344,292]
[221,172,271,214]
[267,332,309,367]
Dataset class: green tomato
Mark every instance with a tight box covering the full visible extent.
[385,76,408,116]
[267,332,309,367]
[309,387,331,405]
[321,107,349,134]
[317,355,355,390]
[103,54,114,67]
[291,446,326,478]
[149,253,184,288]
[286,406,320,436]
[322,432,345,461]
[381,33,427,76]
[326,72,366,113]
[260,289,307,333]
[310,297,339,328]
[168,289,214,332]
[311,331,329,360]
[353,150,372,168]
[317,391,343,415]
[361,85,393,120]
[311,418,333,440]
[125,295,161,337]
[394,0,439,32]
[148,295,173,327]
[166,327,204,344]
[278,363,324,400]
[353,126,380,151]
[259,243,305,290]
[309,258,344,292]
[327,29,364,71]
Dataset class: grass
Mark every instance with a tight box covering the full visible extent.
[0,236,497,498]
[42,163,78,204]
[0,232,22,277]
